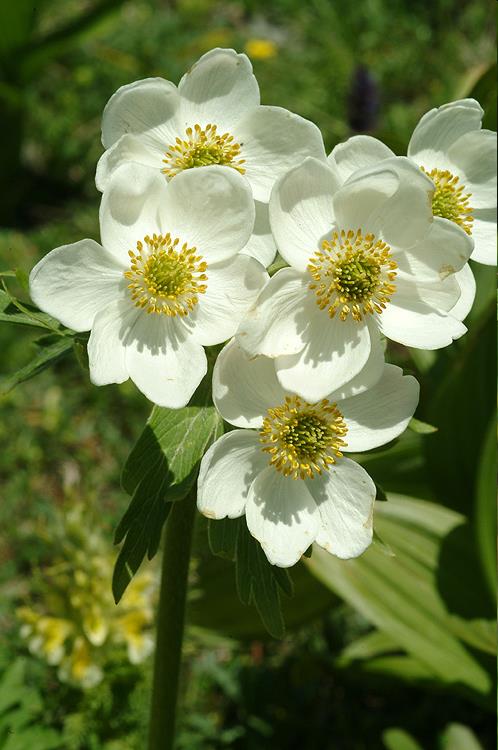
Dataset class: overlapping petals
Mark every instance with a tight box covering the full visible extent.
[198,340,419,567]
[96,47,326,267]
[30,164,267,407]
[239,156,468,400]
[331,99,496,267]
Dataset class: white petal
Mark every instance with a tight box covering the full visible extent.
[340,364,419,452]
[470,208,497,265]
[236,106,326,202]
[449,263,476,321]
[246,467,318,567]
[101,77,181,150]
[447,129,497,209]
[394,273,460,313]
[178,48,259,132]
[99,163,165,262]
[326,320,385,401]
[395,216,473,281]
[378,296,466,349]
[236,268,311,357]
[197,430,267,519]
[275,309,372,401]
[29,239,124,332]
[338,159,433,249]
[96,134,163,192]
[307,457,375,559]
[213,339,286,428]
[159,165,255,264]
[333,166,399,233]
[407,98,483,162]
[240,200,277,268]
[328,135,395,182]
[188,255,268,346]
[125,313,207,407]
[88,299,138,385]
[269,157,342,272]
[369,157,434,248]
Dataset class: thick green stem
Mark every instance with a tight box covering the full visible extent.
[148,490,197,750]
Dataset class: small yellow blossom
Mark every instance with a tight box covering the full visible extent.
[244,39,278,60]
[17,503,157,689]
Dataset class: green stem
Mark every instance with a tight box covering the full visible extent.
[148,490,197,750]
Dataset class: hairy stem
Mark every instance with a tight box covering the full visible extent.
[148,490,197,750]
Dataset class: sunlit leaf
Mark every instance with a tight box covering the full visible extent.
[0,334,73,394]
[306,495,495,704]
[114,376,223,602]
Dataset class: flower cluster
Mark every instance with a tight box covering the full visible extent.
[17,504,156,688]
[29,49,496,568]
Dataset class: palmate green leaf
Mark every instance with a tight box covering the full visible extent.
[0,334,74,394]
[306,495,495,706]
[113,377,223,603]
[207,517,294,639]
[198,518,334,639]
[121,378,222,498]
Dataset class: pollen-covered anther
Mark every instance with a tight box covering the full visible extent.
[260,396,348,480]
[162,123,246,178]
[307,228,397,322]
[124,233,208,316]
[422,167,474,235]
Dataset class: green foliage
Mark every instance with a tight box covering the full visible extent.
[383,728,424,750]
[114,376,223,602]
[0,0,495,746]
[307,495,496,706]
[382,723,485,750]
[0,659,63,750]
[440,723,484,750]
[474,419,496,600]
[0,334,74,394]
[206,518,292,638]
[408,417,438,435]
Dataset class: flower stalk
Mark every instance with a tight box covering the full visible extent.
[148,489,197,750]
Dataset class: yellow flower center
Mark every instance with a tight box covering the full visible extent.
[307,228,397,322]
[422,167,474,235]
[260,396,348,480]
[124,233,208,316]
[162,123,245,178]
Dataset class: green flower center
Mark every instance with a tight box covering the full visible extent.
[124,233,208,316]
[334,252,382,302]
[162,124,245,178]
[422,167,474,235]
[308,228,397,322]
[260,396,348,480]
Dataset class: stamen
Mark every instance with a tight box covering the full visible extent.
[260,396,348,480]
[421,167,474,235]
[307,228,397,322]
[162,123,245,178]
[124,233,208,316]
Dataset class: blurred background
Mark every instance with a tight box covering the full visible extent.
[0,1,496,748]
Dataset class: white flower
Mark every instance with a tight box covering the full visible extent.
[30,163,267,408]
[95,48,326,268]
[330,98,496,269]
[237,157,473,400]
[197,340,419,567]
